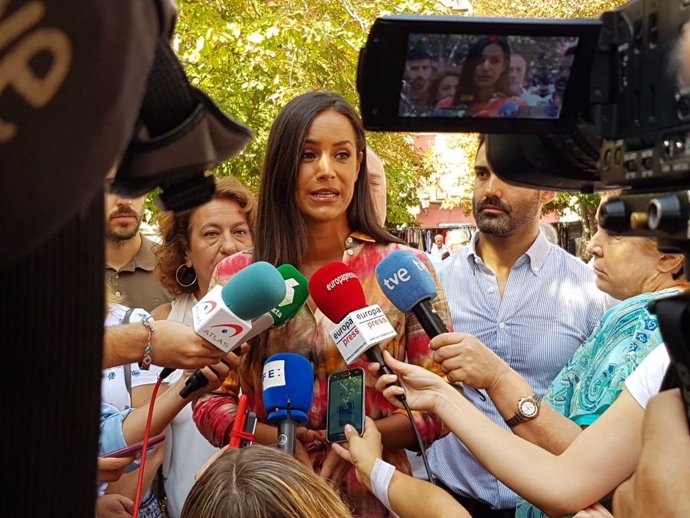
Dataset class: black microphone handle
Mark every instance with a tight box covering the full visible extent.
[365,346,406,401]
[411,299,485,401]
[179,369,209,398]
[411,299,447,338]
[277,419,296,455]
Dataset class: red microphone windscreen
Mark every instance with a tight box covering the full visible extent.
[309,262,367,323]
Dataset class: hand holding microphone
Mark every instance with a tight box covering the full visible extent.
[375,250,485,400]
[180,262,287,397]
[309,261,438,483]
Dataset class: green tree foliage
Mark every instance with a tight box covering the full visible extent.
[174,0,453,225]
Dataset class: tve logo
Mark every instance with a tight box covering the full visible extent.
[380,257,427,291]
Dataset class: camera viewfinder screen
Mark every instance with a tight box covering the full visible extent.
[399,34,579,120]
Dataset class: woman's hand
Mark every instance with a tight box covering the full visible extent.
[430,333,509,390]
[318,443,355,487]
[369,350,448,413]
[177,358,232,400]
[293,427,326,473]
[331,417,382,491]
[96,494,134,518]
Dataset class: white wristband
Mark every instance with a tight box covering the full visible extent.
[370,458,397,516]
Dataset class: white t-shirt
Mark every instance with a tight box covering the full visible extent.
[102,304,165,410]
[429,244,449,259]
[624,344,670,410]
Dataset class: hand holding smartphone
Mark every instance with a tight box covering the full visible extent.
[327,368,365,443]
[103,433,166,458]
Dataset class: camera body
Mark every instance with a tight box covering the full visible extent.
[357,0,690,247]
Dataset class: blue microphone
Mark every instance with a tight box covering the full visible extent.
[375,250,447,338]
[262,352,313,455]
[376,250,485,400]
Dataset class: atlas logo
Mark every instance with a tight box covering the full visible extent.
[210,323,244,337]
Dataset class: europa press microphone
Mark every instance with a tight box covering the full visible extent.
[178,262,287,398]
[375,250,485,399]
[309,261,437,483]
[241,264,309,342]
[308,262,397,373]
[262,352,314,455]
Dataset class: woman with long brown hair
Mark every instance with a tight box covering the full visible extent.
[193,91,450,517]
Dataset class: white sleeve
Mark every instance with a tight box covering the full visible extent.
[625,345,670,410]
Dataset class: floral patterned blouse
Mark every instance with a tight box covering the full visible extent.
[193,233,451,517]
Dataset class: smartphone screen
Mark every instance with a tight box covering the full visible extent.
[327,368,365,443]
[103,433,166,458]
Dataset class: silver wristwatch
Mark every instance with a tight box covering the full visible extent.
[505,394,541,428]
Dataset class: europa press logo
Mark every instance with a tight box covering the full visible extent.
[211,323,244,337]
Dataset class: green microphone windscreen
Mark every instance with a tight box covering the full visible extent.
[271,264,309,324]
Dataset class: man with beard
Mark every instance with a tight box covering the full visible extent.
[401,48,435,115]
[104,170,172,312]
[425,137,614,518]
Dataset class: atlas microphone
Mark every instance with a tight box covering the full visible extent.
[241,264,309,342]
[262,352,314,455]
[179,262,287,398]
[309,262,397,370]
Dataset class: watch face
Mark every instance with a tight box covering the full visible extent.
[520,400,538,418]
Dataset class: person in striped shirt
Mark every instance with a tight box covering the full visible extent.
[425,137,614,518]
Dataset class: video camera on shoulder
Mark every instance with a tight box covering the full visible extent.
[358,0,690,254]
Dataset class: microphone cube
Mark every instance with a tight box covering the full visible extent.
[192,285,252,352]
[331,304,397,364]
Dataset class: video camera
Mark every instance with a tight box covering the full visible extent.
[357,0,690,429]
[358,0,690,251]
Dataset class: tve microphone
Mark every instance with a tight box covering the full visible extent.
[309,262,397,367]
[375,250,484,399]
[375,250,446,338]
[262,353,313,455]
[191,261,287,353]
[180,262,286,398]
[241,264,309,342]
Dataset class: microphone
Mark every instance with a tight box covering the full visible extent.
[375,250,484,399]
[241,264,309,342]
[179,262,287,398]
[308,262,397,370]
[262,352,314,455]
[191,261,286,353]
[375,250,446,338]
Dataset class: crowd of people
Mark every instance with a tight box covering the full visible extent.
[14,7,690,518]
[93,87,690,518]
[400,35,577,119]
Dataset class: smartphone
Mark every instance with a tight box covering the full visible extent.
[103,434,166,458]
[327,368,365,443]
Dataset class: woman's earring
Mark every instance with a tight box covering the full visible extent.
[175,264,197,288]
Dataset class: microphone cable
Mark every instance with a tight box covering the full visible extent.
[376,360,436,484]
[131,374,165,518]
